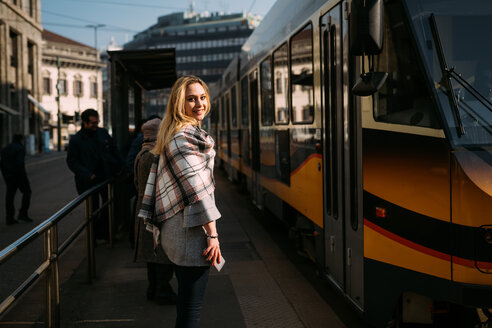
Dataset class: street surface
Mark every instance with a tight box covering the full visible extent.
[0,151,83,303]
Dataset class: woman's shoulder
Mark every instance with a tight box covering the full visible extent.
[169,124,213,150]
[171,124,201,142]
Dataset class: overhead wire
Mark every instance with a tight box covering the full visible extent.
[247,0,256,13]
[64,0,186,10]
[41,9,138,33]
[43,22,138,33]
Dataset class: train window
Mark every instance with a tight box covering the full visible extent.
[231,86,238,128]
[274,43,289,124]
[290,23,314,124]
[241,76,249,126]
[260,57,274,126]
[373,2,440,129]
[211,100,219,125]
[217,98,222,128]
[225,94,231,130]
[221,95,227,128]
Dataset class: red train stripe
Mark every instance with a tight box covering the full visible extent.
[364,219,492,270]
[364,218,451,261]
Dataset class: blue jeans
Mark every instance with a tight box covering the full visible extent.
[174,265,210,328]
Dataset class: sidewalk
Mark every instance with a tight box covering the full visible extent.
[25,150,66,168]
[56,170,346,328]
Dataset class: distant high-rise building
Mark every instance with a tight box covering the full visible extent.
[124,10,261,83]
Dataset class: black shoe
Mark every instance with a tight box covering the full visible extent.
[6,219,19,225]
[17,215,33,223]
[154,291,177,305]
[147,287,155,301]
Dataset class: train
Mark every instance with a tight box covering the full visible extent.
[204,0,492,326]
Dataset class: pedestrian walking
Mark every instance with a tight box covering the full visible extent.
[0,134,33,225]
[139,76,222,328]
[66,108,125,240]
[133,117,176,305]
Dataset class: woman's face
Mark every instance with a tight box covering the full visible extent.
[184,83,207,122]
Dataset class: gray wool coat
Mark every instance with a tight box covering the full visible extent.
[160,193,221,267]
[133,149,171,264]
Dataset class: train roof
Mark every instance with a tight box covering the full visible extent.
[239,0,328,76]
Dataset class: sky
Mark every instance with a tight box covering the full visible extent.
[41,0,277,50]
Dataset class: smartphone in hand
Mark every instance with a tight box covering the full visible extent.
[203,248,225,272]
[214,255,225,272]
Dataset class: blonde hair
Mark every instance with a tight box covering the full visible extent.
[152,76,211,155]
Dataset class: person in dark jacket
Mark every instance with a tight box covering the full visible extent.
[0,134,33,225]
[66,109,124,239]
[134,118,176,305]
[126,114,161,246]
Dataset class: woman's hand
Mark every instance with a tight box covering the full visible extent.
[202,220,221,266]
[203,237,221,266]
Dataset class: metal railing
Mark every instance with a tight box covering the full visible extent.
[0,178,115,327]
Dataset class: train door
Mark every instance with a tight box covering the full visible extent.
[321,3,364,308]
[249,70,261,207]
[321,3,345,291]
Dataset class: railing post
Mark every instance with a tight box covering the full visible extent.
[85,195,96,282]
[44,230,52,327]
[50,225,60,328]
[108,182,114,248]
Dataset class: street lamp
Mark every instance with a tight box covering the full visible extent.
[86,24,105,113]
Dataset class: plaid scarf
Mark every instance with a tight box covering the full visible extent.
[138,124,215,226]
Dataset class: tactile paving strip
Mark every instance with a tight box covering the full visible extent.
[229,261,304,328]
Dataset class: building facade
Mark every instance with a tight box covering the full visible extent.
[41,30,104,150]
[0,0,44,153]
[124,10,260,84]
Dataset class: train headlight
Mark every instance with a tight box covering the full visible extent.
[484,229,492,244]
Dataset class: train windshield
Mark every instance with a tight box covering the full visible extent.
[405,0,492,147]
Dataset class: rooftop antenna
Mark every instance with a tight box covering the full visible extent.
[219,0,229,13]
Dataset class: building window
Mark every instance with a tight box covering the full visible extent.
[290,23,314,124]
[91,82,97,98]
[27,42,34,74]
[10,30,18,68]
[59,79,67,95]
[43,77,51,95]
[24,0,34,17]
[74,79,83,97]
[27,41,35,91]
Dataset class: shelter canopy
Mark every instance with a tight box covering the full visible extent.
[108,48,176,90]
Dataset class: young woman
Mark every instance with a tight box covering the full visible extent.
[139,76,222,328]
